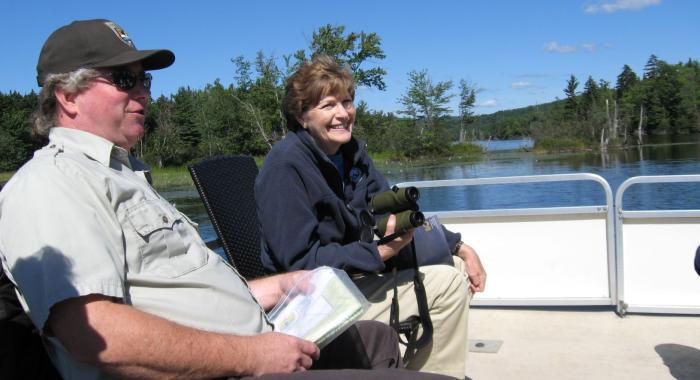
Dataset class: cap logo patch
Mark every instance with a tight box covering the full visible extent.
[104,21,134,48]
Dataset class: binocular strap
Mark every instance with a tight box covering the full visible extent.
[389,239,434,354]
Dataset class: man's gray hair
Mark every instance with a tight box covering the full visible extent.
[31,68,101,140]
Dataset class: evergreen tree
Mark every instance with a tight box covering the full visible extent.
[581,76,600,121]
[564,75,580,119]
[643,58,677,134]
[643,54,662,80]
[616,65,639,100]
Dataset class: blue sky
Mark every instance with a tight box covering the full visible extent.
[2,0,698,115]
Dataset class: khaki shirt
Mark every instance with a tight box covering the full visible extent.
[0,127,272,380]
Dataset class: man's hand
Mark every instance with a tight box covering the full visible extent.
[244,332,320,376]
[457,243,487,293]
[377,214,416,261]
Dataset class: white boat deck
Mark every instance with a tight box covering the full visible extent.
[465,308,700,380]
[395,174,700,378]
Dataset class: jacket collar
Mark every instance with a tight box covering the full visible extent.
[294,129,366,167]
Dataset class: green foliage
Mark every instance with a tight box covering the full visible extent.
[534,137,587,151]
[473,54,700,149]
[564,75,580,119]
[293,24,387,90]
[396,69,455,156]
[616,64,639,100]
[0,91,37,171]
[149,166,194,190]
[3,31,698,171]
[458,80,477,142]
[448,142,484,156]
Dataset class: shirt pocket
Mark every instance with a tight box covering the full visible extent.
[126,200,206,278]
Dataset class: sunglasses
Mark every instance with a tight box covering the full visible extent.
[102,70,153,91]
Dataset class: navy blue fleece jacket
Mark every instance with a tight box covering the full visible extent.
[255,130,460,273]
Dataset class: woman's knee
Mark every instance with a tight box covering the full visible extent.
[421,264,469,302]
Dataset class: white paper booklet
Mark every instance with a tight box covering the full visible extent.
[268,267,370,348]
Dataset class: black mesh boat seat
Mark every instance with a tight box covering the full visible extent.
[188,155,270,279]
[0,270,62,379]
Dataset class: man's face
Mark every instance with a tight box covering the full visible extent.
[72,63,150,150]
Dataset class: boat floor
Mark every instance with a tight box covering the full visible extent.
[465,308,700,380]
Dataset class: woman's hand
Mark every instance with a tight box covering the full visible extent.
[457,243,487,293]
[249,271,311,310]
[376,214,416,261]
[244,332,320,376]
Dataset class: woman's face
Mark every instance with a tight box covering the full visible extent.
[300,92,355,155]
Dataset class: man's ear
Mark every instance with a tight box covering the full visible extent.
[54,88,79,117]
[296,116,306,129]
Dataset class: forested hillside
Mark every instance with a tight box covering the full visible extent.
[463,55,700,149]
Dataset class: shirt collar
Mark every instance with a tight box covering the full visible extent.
[48,127,130,168]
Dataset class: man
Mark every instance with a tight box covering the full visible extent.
[0,19,452,380]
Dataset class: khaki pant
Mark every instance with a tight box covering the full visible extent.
[354,256,471,379]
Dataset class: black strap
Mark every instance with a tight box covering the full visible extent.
[387,239,433,351]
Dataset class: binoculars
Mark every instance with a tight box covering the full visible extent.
[371,186,425,236]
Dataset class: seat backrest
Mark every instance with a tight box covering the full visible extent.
[188,155,269,279]
[1,270,62,379]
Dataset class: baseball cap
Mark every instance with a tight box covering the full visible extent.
[36,19,175,86]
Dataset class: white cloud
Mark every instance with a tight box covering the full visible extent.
[511,81,532,89]
[543,41,577,54]
[603,43,614,49]
[585,0,661,14]
[478,99,498,107]
[582,43,597,52]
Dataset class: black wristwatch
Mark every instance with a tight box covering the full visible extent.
[452,240,464,255]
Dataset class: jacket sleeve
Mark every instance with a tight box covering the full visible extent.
[255,163,385,273]
[442,225,462,253]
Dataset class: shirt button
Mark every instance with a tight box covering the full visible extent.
[162,216,169,223]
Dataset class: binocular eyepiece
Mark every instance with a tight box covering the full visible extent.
[371,186,425,236]
[371,186,420,214]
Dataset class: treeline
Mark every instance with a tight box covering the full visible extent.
[2,25,698,171]
[0,91,40,171]
[0,24,480,171]
[470,55,700,149]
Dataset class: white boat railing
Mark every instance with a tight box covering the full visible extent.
[397,173,617,308]
[397,173,700,315]
[615,175,700,315]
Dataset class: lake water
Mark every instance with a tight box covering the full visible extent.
[164,134,700,243]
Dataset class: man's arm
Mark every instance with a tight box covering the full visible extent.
[456,243,487,293]
[49,294,319,379]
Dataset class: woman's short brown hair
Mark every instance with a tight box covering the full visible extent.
[283,55,355,131]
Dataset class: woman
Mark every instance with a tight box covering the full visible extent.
[255,55,486,378]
